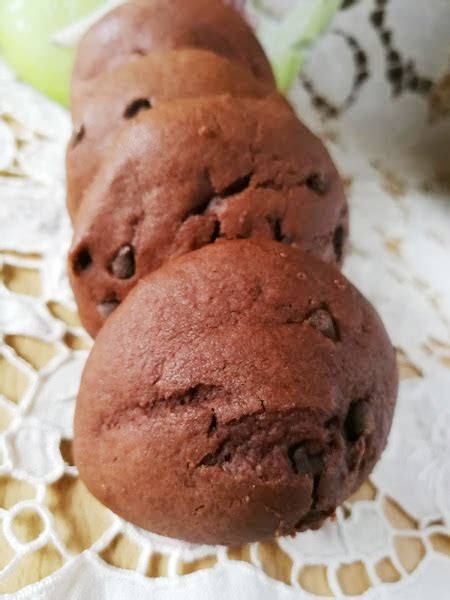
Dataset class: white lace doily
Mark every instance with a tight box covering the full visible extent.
[1,1,449,598]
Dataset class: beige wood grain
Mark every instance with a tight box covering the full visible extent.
[0,261,448,594]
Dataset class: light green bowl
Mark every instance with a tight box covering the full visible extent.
[0,0,104,106]
[0,0,342,104]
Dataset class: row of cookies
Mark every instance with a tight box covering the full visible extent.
[67,0,348,337]
[68,0,398,546]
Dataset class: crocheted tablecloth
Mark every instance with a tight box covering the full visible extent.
[0,0,449,597]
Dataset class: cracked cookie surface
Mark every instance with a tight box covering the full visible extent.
[69,96,348,337]
[67,49,274,219]
[74,240,398,546]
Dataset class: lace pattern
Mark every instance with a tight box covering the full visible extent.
[0,0,449,597]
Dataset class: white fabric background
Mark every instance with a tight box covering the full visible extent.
[0,0,449,597]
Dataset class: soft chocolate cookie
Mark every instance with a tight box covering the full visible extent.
[71,0,275,98]
[74,239,398,546]
[67,49,274,219]
[69,96,348,337]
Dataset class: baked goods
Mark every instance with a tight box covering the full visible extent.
[67,49,274,219]
[69,95,348,337]
[74,240,398,546]
[69,0,397,547]
[71,0,275,99]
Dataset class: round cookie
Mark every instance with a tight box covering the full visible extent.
[71,0,275,98]
[67,49,274,220]
[68,96,348,337]
[74,239,398,546]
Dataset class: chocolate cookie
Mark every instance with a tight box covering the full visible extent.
[71,0,275,98]
[69,96,348,337]
[74,239,398,546]
[67,49,274,219]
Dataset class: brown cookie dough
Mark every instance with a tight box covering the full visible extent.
[67,49,275,220]
[68,96,348,337]
[74,239,398,546]
[71,0,275,99]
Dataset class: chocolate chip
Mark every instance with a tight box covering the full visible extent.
[345,400,375,442]
[306,173,328,195]
[207,412,217,437]
[71,124,85,147]
[333,225,345,263]
[73,248,92,274]
[210,220,221,243]
[289,444,323,475]
[110,245,135,279]
[97,300,119,319]
[266,216,284,243]
[267,219,294,245]
[306,309,338,341]
[272,218,283,242]
[123,98,152,119]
